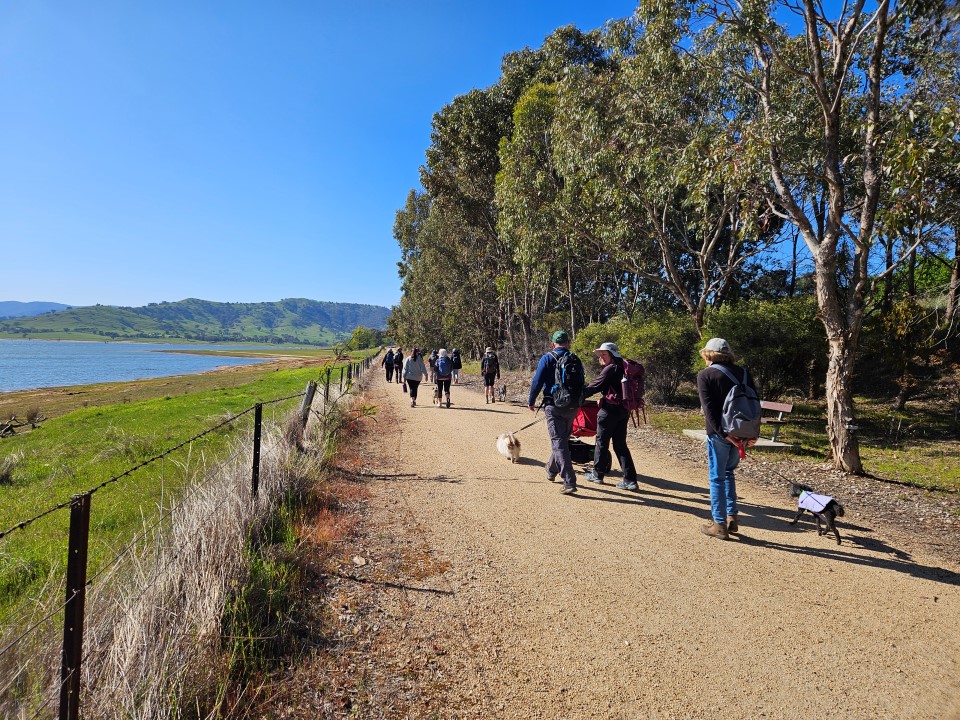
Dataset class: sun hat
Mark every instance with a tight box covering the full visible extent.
[703,337,731,354]
[552,330,570,344]
[485,346,494,353]
[439,348,447,357]
[593,342,621,358]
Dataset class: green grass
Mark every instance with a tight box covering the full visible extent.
[0,353,373,619]
[648,392,960,493]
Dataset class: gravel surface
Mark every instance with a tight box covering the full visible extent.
[356,371,960,719]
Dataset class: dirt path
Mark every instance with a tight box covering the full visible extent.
[359,371,960,719]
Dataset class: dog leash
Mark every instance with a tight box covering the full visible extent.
[510,416,544,435]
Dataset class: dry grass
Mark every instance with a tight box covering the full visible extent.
[0,388,350,719]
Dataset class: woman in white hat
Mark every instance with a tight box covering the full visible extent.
[582,342,639,491]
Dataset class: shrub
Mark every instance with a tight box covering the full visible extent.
[574,312,700,404]
[703,297,826,400]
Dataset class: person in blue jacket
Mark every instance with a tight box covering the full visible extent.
[527,330,579,495]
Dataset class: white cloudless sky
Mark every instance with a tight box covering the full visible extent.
[1,1,636,310]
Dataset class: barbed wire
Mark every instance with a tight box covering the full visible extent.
[0,595,68,659]
[0,389,308,544]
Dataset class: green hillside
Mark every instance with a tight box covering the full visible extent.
[0,298,390,345]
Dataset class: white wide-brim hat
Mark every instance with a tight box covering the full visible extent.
[593,342,621,358]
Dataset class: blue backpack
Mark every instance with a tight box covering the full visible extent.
[436,355,452,378]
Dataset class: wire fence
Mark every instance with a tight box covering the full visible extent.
[0,354,375,720]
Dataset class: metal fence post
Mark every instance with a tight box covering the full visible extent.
[324,368,331,401]
[59,494,91,720]
[299,382,317,430]
[346,363,352,383]
[251,403,262,498]
[339,366,344,392]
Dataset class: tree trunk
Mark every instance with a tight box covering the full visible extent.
[567,259,576,336]
[816,249,864,473]
[823,331,863,473]
[946,233,959,326]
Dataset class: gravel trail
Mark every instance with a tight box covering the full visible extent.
[361,371,960,719]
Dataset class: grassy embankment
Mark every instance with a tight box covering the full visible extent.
[647,391,960,493]
[0,348,371,619]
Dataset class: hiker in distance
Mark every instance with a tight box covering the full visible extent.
[392,347,404,383]
[435,348,454,407]
[697,337,758,540]
[527,330,584,496]
[382,347,395,383]
[402,348,428,407]
[451,348,463,384]
[582,342,640,491]
[481,346,501,404]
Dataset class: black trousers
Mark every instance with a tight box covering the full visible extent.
[407,379,421,399]
[594,404,637,482]
[393,365,402,382]
[385,364,394,382]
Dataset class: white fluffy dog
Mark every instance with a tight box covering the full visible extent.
[496,432,521,463]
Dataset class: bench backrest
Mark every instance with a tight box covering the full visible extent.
[760,400,793,414]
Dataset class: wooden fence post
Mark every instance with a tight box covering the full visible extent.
[59,494,91,720]
[299,381,317,430]
[251,403,262,498]
[324,368,331,401]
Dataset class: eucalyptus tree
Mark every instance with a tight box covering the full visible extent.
[551,23,781,335]
[649,0,958,472]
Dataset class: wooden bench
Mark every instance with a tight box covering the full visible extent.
[760,400,794,442]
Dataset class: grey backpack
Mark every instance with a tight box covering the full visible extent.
[712,365,761,440]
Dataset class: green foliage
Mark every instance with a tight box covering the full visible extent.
[0,298,391,345]
[703,297,827,400]
[346,326,383,350]
[574,312,699,403]
[0,358,361,617]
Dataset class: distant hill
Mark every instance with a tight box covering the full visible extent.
[0,298,391,345]
[0,301,72,319]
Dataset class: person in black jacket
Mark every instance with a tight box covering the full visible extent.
[392,348,404,383]
[451,348,463,384]
[582,342,639,491]
[382,348,395,383]
[696,337,757,540]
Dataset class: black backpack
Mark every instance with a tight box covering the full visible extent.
[551,350,585,410]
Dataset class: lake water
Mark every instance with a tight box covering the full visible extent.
[0,340,275,393]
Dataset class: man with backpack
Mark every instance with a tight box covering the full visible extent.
[582,342,639,491]
[435,348,453,407]
[697,337,760,540]
[382,348,395,383]
[450,348,463,384]
[392,348,404,383]
[481,347,500,403]
[527,330,585,496]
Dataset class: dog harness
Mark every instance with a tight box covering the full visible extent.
[798,490,833,513]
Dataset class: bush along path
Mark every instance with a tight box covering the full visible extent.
[327,370,960,720]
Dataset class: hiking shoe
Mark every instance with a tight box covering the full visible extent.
[560,485,577,495]
[411,400,416,407]
[701,522,730,541]
[546,474,557,483]
[727,515,739,533]
[584,469,604,484]
[616,480,640,491]
[445,396,451,408]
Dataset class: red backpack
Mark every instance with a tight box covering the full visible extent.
[620,358,646,426]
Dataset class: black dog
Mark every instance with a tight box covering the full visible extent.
[789,483,845,545]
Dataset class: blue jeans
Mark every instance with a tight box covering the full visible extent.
[706,434,739,524]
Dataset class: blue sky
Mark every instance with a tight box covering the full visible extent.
[1,1,636,310]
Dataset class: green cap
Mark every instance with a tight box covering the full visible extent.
[552,330,570,343]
